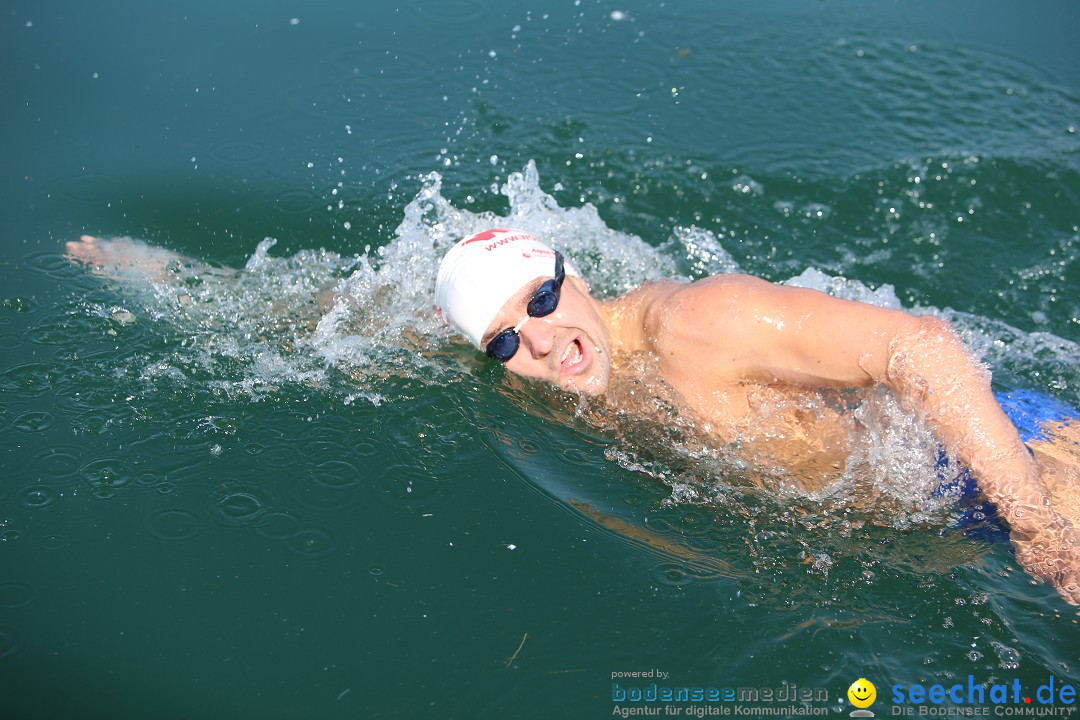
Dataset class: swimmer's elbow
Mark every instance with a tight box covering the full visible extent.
[912,314,956,339]
[884,314,988,394]
[910,315,973,363]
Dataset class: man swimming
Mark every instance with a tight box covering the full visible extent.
[65,230,1080,604]
[435,228,1080,604]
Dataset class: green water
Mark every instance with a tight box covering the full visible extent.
[3,1,1079,718]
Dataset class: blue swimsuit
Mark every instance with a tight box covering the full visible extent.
[945,389,1078,539]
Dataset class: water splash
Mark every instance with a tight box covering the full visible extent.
[311,160,684,376]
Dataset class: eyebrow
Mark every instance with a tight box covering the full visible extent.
[480,278,547,347]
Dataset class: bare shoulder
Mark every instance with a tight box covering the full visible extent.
[635,274,767,378]
[641,272,930,387]
[655,272,920,331]
[644,273,770,337]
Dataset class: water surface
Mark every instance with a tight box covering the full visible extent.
[2,1,1079,718]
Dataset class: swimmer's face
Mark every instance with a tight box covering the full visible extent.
[483,275,612,395]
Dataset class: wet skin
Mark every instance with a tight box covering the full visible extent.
[482,269,1080,605]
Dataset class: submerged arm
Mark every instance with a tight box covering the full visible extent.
[882,317,1079,602]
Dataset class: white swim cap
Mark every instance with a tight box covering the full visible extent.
[435,228,581,350]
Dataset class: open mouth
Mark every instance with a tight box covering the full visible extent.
[559,336,588,374]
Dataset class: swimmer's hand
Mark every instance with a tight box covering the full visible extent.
[65,235,185,283]
[1011,514,1080,605]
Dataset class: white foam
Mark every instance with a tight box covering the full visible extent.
[782,267,904,309]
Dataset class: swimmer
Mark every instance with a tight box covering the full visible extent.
[64,231,1080,604]
[436,228,1080,604]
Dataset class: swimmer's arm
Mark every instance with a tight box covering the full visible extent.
[853,314,1078,603]
[672,275,1038,499]
[65,235,194,285]
[664,275,1078,601]
[66,235,338,313]
[857,311,1078,603]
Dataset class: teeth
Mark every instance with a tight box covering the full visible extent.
[561,340,582,368]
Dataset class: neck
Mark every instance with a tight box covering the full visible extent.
[596,287,654,359]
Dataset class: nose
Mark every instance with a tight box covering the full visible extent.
[516,316,556,358]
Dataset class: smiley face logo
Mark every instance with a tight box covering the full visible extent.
[847,678,876,709]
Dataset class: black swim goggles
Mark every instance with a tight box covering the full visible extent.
[485,251,565,362]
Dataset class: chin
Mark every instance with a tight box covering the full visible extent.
[563,363,610,396]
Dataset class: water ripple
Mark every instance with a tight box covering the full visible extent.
[80,458,133,499]
[0,628,18,659]
[51,172,123,204]
[12,411,53,433]
[351,439,380,458]
[210,486,269,528]
[256,444,302,469]
[650,561,697,588]
[374,463,441,508]
[0,582,35,609]
[29,446,82,479]
[310,459,360,489]
[416,0,484,23]
[287,474,366,513]
[1,296,36,315]
[40,535,69,551]
[253,510,301,540]
[210,140,266,164]
[287,527,337,558]
[0,334,23,351]
[21,252,75,279]
[27,311,86,347]
[147,509,204,542]
[15,484,59,510]
[274,187,326,215]
[0,364,59,397]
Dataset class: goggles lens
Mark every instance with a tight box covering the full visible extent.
[485,252,565,362]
